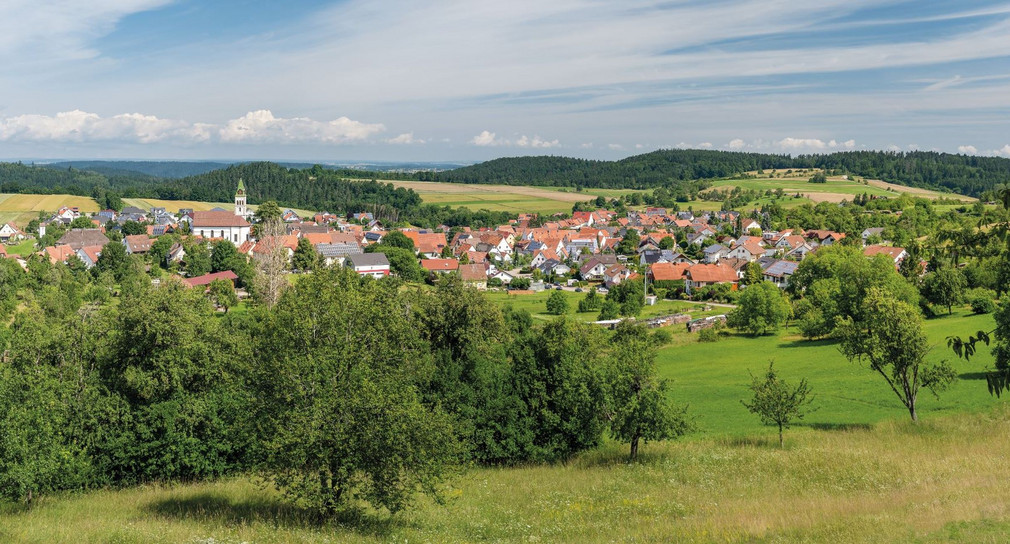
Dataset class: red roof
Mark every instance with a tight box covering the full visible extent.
[459,263,487,282]
[420,258,459,271]
[649,262,690,281]
[687,263,739,284]
[183,270,239,287]
[864,245,906,260]
[191,211,250,228]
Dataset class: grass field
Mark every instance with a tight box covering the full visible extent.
[484,289,726,322]
[708,171,974,205]
[383,180,614,215]
[3,406,1009,543]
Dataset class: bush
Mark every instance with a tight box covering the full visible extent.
[653,328,672,345]
[698,327,719,343]
[546,290,569,315]
[967,288,997,314]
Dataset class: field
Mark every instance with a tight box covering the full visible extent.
[383,180,621,215]
[706,170,974,206]
[2,303,1008,541]
[484,288,726,323]
[0,193,101,226]
[121,198,315,219]
[4,407,1009,542]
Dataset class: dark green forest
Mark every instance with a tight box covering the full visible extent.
[424,150,1010,195]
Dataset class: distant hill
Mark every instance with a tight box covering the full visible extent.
[425,149,1010,196]
[44,161,231,179]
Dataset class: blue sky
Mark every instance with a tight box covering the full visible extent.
[1,0,1009,162]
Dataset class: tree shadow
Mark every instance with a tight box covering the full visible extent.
[146,492,405,537]
[959,372,989,380]
[778,337,840,349]
[799,422,872,432]
[719,436,779,448]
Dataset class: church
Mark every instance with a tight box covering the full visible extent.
[189,179,252,243]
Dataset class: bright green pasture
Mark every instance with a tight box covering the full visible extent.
[484,289,724,322]
[660,308,1000,437]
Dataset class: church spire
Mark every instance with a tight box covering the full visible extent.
[235,178,248,217]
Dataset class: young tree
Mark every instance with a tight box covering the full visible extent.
[291,237,318,271]
[578,287,601,312]
[727,281,792,336]
[599,299,620,320]
[94,240,130,280]
[840,288,956,421]
[607,322,691,459]
[740,261,764,286]
[207,278,239,313]
[252,216,288,308]
[922,265,967,314]
[741,362,814,447]
[546,290,569,315]
[381,231,416,251]
[211,239,241,273]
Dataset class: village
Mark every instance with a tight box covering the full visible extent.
[5,180,911,309]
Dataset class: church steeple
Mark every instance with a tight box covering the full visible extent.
[235,178,248,217]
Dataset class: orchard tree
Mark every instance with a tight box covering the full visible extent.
[207,278,238,313]
[727,281,792,336]
[546,290,569,315]
[741,362,814,447]
[291,237,318,271]
[607,322,691,459]
[923,265,967,314]
[840,288,956,421]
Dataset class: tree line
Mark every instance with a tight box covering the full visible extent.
[0,257,689,513]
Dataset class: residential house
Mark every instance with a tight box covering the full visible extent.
[580,254,619,281]
[864,245,907,267]
[685,263,739,293]
[123,234,152,255]
[420,258,460,274]
[459,263,488,289]
[702,243,728,263]
[57,228,109,251]
[316,242,363,267]
[0,223,25,243]
[762,260,799,288]
[346,253,391,279]
[43,244,76,264]
[75,245,104,269]
[603,264,633,288]
[183,270,238,288]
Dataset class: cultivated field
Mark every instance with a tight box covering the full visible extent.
[708,170,975,205]
[383,180,608,215]
[0,193,101,226]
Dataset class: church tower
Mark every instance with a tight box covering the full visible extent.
[235,178,248,217]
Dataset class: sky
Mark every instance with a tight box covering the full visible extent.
[1,0,1010,162]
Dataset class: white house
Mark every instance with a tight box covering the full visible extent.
[346,253,391,279]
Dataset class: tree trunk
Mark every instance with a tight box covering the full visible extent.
[629,430,641,461]
[908,403,918,422]
[778,423,784,448]
[26,489,32,508]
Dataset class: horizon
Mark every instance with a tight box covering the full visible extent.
[2,2,1009,161]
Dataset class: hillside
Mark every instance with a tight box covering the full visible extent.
[426,149,1010,196]
[44,161,231,179]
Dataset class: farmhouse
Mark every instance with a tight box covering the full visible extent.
[685,263,739,293]
[58,229,109,251]
[123,234,153,254]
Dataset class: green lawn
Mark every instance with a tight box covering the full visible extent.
[660,307,1000,437]
[485,289,725,322]
[5,238,36,256]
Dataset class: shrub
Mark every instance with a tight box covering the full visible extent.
[698,327,719,343]
[967,288,997,314]
[546,290,569,315]
[653,328,672,345]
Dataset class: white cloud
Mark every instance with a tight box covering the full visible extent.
[958,145,978,154]
[471,130,501,146]
[387,132,425,145]
[728,138,746,150]
[515,135,560,148]
[0,109,386,146]
[698,142,713,149]
[580,142,594,149]
[995,145,1010,156]
[219,110,384,144]
[775,137,856,152]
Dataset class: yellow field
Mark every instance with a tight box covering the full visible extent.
[122,198,314,218]
[0,193,101,227]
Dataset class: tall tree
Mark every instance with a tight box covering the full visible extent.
[922,265,967,314]
[728,281,792,336]
[606,322,691,459]
[840,288,955,421]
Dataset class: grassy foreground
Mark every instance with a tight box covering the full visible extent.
[2,406,1009,543]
